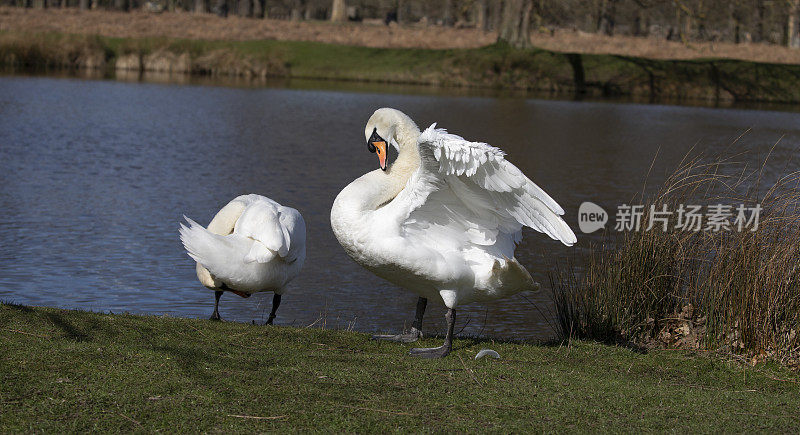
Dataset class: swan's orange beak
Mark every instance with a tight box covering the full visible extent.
[372,141,388,171]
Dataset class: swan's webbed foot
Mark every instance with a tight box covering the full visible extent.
[372,297,428,342]
[409,344,451,359]
[371,327,422,343]
[209,290,224,321]
[409,307,455,359]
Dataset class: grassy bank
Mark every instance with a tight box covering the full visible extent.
[2,303,800,431]
[2,30,800,104]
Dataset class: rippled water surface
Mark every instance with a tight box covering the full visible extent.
[1,75,798,340]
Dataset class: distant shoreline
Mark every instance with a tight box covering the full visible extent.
[2,28,799,104]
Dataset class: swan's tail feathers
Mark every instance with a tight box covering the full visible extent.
[180,216,253,285]
[489,257,541,294]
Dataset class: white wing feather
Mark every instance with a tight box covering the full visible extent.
[398,124,576,257]
[232,196,306,264]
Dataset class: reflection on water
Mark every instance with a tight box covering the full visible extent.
[0,75,798,340]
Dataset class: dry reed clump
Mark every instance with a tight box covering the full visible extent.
[0,31,288,78]
[552,147,800,368]
[96,37,289,77]
[191,49,288,78]
[0,32,108,70]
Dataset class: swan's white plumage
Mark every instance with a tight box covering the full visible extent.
[180,194,305,295]
[331,108,576,309]
[412,124,575,248]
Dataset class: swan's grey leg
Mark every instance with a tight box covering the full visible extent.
[409,308,455,359]
[372,297,427,343]
[209,290,224,321]
[266,294,281,325]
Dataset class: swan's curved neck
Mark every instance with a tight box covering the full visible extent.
[334,121,421,216]
[384,120,422,193]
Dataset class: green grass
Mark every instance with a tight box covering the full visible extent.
[3,30,800,104]
[1,303,799,431]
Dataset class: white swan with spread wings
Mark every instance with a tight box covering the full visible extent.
[330,108,576,358]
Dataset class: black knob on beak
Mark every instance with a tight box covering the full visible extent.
[367,127,382,153]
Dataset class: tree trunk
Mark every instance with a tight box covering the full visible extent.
[789,0,800,48]
[252,0,262,18]
[443,0,453,26]
[597,0,616,36]
[213,0,228,16]
[520,0,532,40]
[114,0,127,11]
[194,0,205,13]
[498,0,532,48]
[683,12,693,42]
[330,0,346,22]
[754,0,765,42]
[475,0,487,30]
[396,0,404,24]
[238,0,252,17]
[632,7,644,36]
[491,0,501,31]
[290,0,303,21]
[79,0,88,10]
[32,0,45,8]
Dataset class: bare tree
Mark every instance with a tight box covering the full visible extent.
[443,0,453,26]
[491,0,502,31]
[291,0,304,20]
[213,0,228,16]
[597,0,618,35]
[498,0,533,48]
[754,0,766,42]
[239,0,252,16]
[475,0,488,30]
[331,0,346,21]
[397,0,405,24]
[789,0,800,48]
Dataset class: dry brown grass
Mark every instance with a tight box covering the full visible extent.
[3,7,800,64]
[552,146,800,368]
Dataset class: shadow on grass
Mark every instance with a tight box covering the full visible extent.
[44,311,115,342]
[1,301,125,343]
[1,300,34,313]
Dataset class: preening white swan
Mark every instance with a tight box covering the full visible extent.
[331,108,576,358]
[180,194,306,324]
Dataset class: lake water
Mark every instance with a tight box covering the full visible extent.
[1,75,798,341]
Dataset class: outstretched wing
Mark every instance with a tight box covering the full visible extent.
[395,124,575,259]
